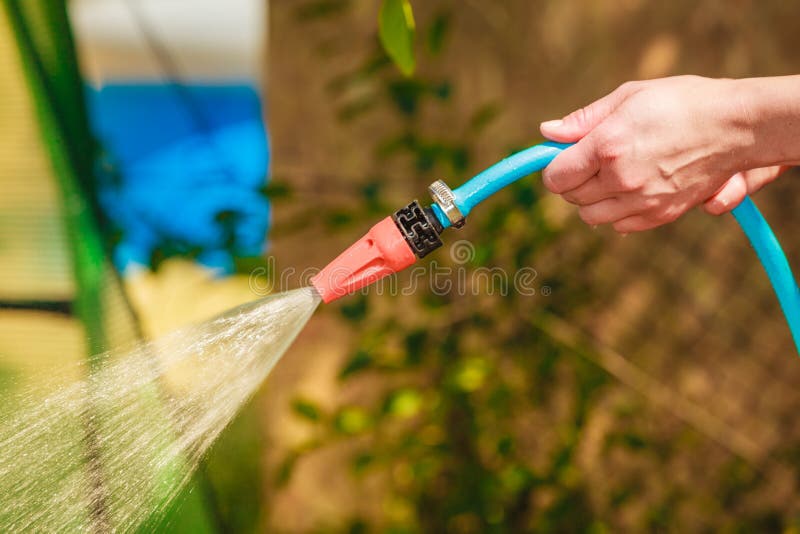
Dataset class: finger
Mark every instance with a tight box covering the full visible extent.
[577,198,635,226]
[612,215,660,233]
[541,136,601,194]
[702,173,747,215]
[540,81,641,142]
[561,173,617,205]
[702,165,789,215]
[744,165,789,195]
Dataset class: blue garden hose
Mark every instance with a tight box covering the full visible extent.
[430,142,800,355]
[431,142,571,227]
[731,197,800,353]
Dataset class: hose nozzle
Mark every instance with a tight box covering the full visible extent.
[311,200,444,303]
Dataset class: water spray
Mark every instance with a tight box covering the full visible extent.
[312,142,800,356]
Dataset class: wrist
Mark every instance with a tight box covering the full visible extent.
[730,76,800,168]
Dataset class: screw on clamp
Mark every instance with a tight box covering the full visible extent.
[428,179,465,229]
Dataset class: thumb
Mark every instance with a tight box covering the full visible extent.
[540,81,641,143]
[703,173,747,215]
[703,166,789,215]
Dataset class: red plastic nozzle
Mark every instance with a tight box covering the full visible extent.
[311,216,417,303]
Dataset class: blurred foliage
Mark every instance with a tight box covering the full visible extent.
[277,3,616,532]
[271,1,800,532]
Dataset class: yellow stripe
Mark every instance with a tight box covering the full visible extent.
[0,8,74,301]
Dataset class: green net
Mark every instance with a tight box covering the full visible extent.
[0,1,218,530]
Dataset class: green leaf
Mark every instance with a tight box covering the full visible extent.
[469,102,502,133]
[379,0,416,76]
[452,357,489,392]
[351,452,374,475]
[388,79,426,115]
[291,398,322,422]
[340,294,369,322]
[262,180,292,199]
[385,388,423,419]
[426,11,451,55]
[337,95,377,122]
[496,435,514,457]
[334,406,372,435]
[339,350,374,380]
[403,329,427,365]
[294,0,350,21]
[325,209,354,228]
[275,452,298,487]
[347,519,369,534]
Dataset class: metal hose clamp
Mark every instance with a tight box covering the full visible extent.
[428,179,465,228]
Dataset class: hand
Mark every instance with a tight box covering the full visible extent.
[540,76,768,232]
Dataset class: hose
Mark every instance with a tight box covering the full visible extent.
[433,142,800,356]
[432,142,570,228]
[732,197,800,354]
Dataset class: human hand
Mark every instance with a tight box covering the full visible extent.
[540,76,767,232]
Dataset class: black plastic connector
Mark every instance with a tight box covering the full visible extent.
[392,200,443,258]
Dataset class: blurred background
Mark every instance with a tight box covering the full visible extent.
[2,0,800,532]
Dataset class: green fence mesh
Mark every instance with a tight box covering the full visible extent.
[0,1,218,530]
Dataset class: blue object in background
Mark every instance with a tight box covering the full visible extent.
[86,83,270,274]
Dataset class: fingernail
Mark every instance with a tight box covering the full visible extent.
[591,225,598,230]
[541,119,563,130]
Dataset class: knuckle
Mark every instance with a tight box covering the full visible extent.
[643,196,662,210]
[594,125,628,163]
[570,106,593,129]
[655,205,682,224]
[655,161,676,181]
[667,205,684,222]
[611,172,641,192]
